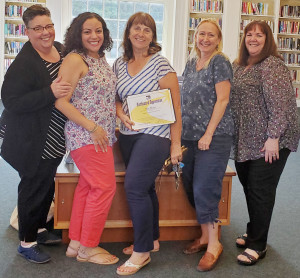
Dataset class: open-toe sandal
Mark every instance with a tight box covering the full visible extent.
[122,244,159,255]
[236,234,248,248]
[116,257,151,276]
[237,248,267,266]
[77,247,119,265]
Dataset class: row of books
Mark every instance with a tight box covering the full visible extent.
[4,23,26,37]
[5,0,38,2]
[278,38,300,51]
[4,59,14,73]
[5,5,27,18]
[281,53,300,66]
[4,41,25,55]
[280,5,300,18]
[290,70,300,83]
[241,2,269,16]
[278,21,300,35]
[189,17,222,29]
[190,0,223,13]
[240,19,274,32]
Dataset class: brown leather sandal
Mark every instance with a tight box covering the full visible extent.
[237,248,267,266]
[183,239,208,254]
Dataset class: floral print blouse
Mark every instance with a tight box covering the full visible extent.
[181,54,234,140]
[65,52,117,151]
[231,55,300,162]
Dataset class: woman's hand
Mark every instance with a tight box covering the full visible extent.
[119,113,135,130]
[51,76,72,98]
[261,137,279,163]
[170,142,182,165]
[90,126,109,153]
[198,133,213,150]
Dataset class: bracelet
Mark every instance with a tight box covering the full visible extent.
[88,123,98,133]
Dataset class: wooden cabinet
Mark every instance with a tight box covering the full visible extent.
[54,140,236,243]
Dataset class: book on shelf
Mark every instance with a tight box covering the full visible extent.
[241,2,269,16]
[278,37,300,51]
[190,0,223,13]
[278,20,300,34]
[189,17,222,29]
[281,52,300,66]
[5,4,27,18]
[4,23,26,37]
[240,19,274,32]
[280,5,300,18]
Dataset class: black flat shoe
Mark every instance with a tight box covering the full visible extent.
[236,234,247,248]
[237,248,267,266]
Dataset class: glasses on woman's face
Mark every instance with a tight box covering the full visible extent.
[27,23,54,33]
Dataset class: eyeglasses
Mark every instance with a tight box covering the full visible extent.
[27,24,54,33]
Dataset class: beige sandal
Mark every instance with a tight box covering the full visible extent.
[77,247,119,265]
[122,244,159,255]
[66,244,79,258]
[116,257,151,276]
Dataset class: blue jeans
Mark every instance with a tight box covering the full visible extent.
[119,133,170,252]
[235,148,290,251]
[182,135,232,224]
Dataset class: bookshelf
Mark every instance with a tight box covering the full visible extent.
[277,0,300,103]
[188,0,224,55]
[0,0,46,85]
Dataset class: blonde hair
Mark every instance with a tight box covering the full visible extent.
[189,19,227,68]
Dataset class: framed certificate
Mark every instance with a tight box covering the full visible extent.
[126,89,176,130]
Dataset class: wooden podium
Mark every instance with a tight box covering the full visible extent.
[54,138,236,243]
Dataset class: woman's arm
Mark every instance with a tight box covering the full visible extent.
[55,53,109,152]
[159,72,182,164]
[198,80,230,150]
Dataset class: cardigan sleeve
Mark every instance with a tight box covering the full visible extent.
[261,56,293,139]
[1,42,57,114]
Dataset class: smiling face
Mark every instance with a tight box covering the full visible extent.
[129,23,153,52]
[81,17,104,58]
[196,22,221,57]
[25,15,55,52]
[245,25,266,58]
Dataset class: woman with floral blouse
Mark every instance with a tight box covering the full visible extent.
[181,19,234,272]
[231,21,299,266]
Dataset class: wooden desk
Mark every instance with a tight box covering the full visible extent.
[54,141,236,243]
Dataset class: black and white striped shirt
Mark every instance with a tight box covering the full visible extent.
[41,55,67,159]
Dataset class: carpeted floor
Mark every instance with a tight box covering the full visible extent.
[0,100,300,277]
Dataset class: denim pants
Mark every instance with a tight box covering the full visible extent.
[235,148,290,251]
[182,135,232,224]
[119,133,170,252]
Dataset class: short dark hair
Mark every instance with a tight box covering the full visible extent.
[121,12,161,61]
[22,4,51,27]
[63,12,113,57]
[237,20,282,66]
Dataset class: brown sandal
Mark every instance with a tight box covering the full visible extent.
[183,239,208,254]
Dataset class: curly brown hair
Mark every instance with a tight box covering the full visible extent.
[63,12,113,57]
[236,20,282,66]
[121,12,161,61]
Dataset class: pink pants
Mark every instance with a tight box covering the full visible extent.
[69,144,116,247]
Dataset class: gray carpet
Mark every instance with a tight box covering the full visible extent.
[0,100,300,277]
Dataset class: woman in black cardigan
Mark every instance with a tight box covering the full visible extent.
[1,4,71,264]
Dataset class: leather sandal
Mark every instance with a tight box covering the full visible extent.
[183,239,208,254]
[77,247,119,265]
[236,234,247,248]
[122,244,159,255]
[237,248,267,266]
[116,257,151,276]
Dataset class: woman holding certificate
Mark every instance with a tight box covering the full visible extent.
[113,12,182,276]
[180,19,234,271]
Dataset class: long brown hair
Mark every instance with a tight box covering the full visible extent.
[121,12,161,61]
[236,20,282,66]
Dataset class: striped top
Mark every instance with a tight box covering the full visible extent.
[113,53,175,139]
[41,55,67,159]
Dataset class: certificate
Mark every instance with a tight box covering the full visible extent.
[126,89,176,130]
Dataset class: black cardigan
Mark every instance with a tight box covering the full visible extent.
[1,41,63,177]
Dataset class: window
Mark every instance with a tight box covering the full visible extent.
[72,0,165,63]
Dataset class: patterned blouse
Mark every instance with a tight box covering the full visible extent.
[65,52,117,151]
[181,54,234,140]
[231,55,300,162]
[113,53,175,139]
